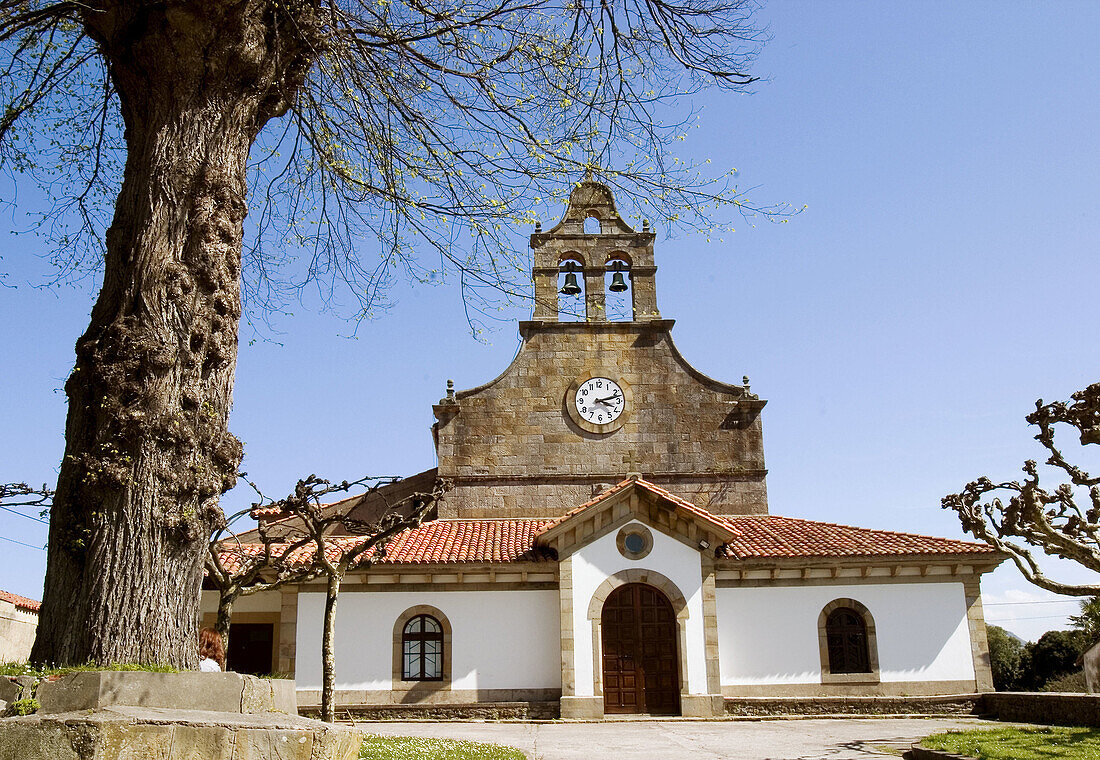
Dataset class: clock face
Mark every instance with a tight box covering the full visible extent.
[574,377,625,425]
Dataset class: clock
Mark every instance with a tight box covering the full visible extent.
[566,372,632,434]
[575,377,625,425]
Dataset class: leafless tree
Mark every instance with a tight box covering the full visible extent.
[944,382,1100,596]
[3,0,790,667]
[206,473,446,721]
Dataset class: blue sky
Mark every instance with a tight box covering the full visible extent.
[2,1,1098,641]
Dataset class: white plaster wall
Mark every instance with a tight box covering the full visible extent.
[0,602,37,662]
[199,590,282,614]
[570,521,707,696]
[295,590,560,691]
[716,582,975,685]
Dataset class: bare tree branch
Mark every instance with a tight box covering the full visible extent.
[944,383,1100,596]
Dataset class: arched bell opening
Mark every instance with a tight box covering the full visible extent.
[557,257,586,321]
[583,214,602,235]
[604,258,632,321]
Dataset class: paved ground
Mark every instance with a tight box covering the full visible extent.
[358,717,993,759]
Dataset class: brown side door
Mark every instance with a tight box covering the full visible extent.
[601,583,680,715]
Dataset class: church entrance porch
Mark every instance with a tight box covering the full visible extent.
[601,583,680,715]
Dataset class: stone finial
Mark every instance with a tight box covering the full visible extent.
[642,219,650,232]
[440,379,457,406]
[535,221,542,233]
[742,376,751,392]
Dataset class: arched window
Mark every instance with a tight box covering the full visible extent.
[825,607,870,673]
[817,598,880,684]
[402,614,444,681]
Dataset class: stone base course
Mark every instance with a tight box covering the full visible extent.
[302,701,560,721]
[725,695,981,718]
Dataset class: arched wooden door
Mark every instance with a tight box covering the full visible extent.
[601,582,680,715]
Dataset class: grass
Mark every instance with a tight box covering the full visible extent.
[0,661,178,678]
[923,727,1100,759]
[360,735,525,760]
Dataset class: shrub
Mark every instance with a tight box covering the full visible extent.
[6,698,39,716]
[1041,669,1087,693]
[987,625,1025,691]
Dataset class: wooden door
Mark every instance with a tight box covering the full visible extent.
[601,583,680,715]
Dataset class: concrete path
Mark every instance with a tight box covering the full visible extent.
[359,717,993,759]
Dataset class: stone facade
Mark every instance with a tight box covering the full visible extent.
[433,179,768,518]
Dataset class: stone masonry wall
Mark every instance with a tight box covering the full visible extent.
[434,320,767,518]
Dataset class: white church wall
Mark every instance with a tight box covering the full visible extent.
[295,589,560,692]
[570,520,708,696]
[716,582,975,686]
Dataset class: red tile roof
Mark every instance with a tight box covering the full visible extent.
[214,519,556,571]
[383,519,556,564]
[214,485,995,572]
[721,515,996,559]
[0,589,40,613]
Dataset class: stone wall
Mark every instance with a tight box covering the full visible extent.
[434,321,767,518]
[979,692,1100,727]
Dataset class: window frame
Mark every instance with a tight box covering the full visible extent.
[393,605,452,690]
[401,614,445,681]
[817,598,880,685]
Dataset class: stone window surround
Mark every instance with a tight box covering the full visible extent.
[392,605,453,694]
[817,598,880,685]
[584,569,691,701]
[616,524,654,560]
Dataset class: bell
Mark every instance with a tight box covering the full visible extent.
[608,271,628,293]
[560,271,582,296]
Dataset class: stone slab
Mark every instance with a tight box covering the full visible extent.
[0,706,359,760]
[36,672,296,716]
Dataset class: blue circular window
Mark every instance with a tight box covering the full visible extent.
[616,525,653,560]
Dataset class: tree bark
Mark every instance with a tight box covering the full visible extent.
[215,590,238,651]
[321,570,342,723]
[31,0,321,668]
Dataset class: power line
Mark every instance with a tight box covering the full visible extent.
[0,504,48,525]
[0,534,44,550]
[984,599,1082,606]
[987,614,1075,622]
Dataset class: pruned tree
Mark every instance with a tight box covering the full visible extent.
[206,473,447,722]
[943,382,1100,596]
[4,0,789,668]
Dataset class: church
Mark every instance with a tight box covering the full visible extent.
[203,180,1002,718]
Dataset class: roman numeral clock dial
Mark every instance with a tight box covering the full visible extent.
[566,374,632,434]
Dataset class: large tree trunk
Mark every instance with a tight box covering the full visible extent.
[31,0,321,668]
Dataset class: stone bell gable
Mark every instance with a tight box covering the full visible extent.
[432,180,768,519]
